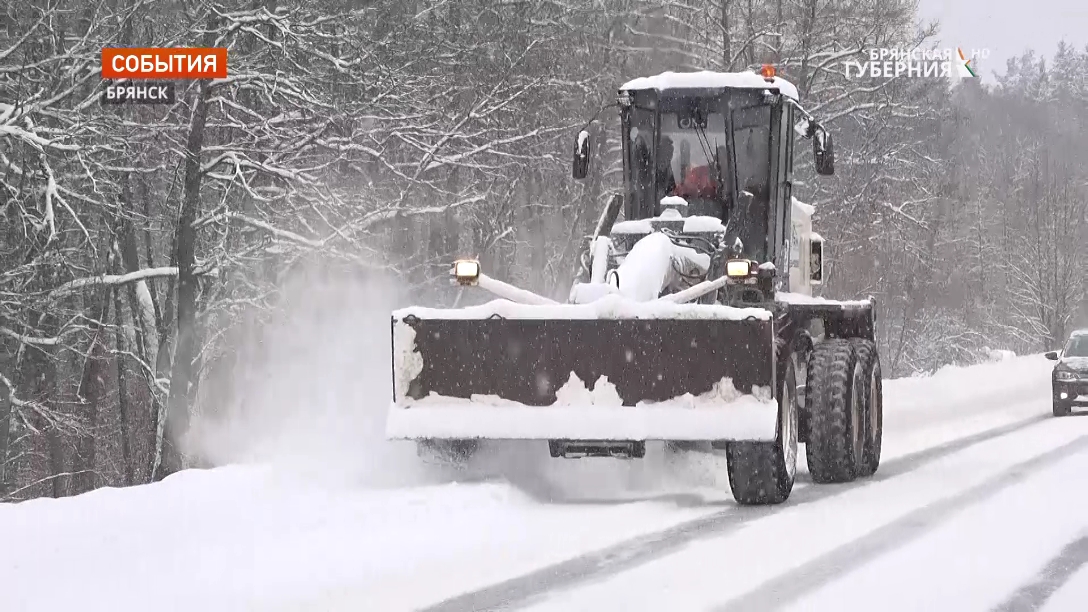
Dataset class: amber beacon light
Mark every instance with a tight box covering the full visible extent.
[101,48,228,80]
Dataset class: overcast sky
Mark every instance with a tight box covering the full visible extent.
[917,0,1088,82]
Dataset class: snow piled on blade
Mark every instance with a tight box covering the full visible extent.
[553,372,623,406]
[387,374,779,439]
[394,294,771,320]
[384,402,778,441]
[402,374,767,411]
[388,375,777,441]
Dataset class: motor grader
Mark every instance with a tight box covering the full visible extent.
[385,67,883,505]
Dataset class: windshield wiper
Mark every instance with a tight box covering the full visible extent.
[692,120,714,169]
[692,120,727,203]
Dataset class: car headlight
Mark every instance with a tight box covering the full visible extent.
[1056,370,1076,381]
[725,259,752,277]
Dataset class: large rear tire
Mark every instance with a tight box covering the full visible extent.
[726,350,799,505]
[805,339,865,484]
[851,339,882,477]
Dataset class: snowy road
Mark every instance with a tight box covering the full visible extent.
[511,414,1088,612]
[5,354,1088,612]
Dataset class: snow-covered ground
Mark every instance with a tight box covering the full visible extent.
[2,346,1075,612]
[524,398,1087,612]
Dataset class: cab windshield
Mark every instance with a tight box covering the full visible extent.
[658,103,773,260]
[624,94,775,261]
[1065,336,1088,357]
[657,111,728,219]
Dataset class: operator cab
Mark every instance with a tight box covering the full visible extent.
[573,68,834,271]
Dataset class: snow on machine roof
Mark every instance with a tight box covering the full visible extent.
[619,70,800,100]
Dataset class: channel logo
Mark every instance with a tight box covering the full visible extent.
[99,48,228,106]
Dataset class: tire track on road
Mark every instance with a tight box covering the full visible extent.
[713,434,1088,612]
[992,533,1088,612]
[421,413,1050,612]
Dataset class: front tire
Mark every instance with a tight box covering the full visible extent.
[726,349,799,505]
[851,339,882,477]
[805,339,865,484]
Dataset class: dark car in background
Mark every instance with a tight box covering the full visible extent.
[1046,330,1088,416]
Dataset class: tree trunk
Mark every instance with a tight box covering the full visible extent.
[115,185,165,483]
[113,284,134,485]
[0,360,11,495]
[70,274,113,495]
[155,77,212,481]
[25,312,65,498]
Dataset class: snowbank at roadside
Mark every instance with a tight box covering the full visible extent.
[885,352,1052,416]
[879,352,1053,457]
[0,463,713,612]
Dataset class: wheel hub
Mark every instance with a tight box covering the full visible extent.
[869,369,880,439]
[780,358,798,479]
[851,362,864,461]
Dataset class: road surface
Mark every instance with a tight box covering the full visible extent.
[3,353,1086,612]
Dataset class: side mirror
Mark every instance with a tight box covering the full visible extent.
[813,127,835,176]
[1045,351,1060,360]
[573,129,591,179]
[810,237,824,284]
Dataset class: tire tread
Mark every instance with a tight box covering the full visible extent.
[805,339,860,484]
[726,351,797,505]
[850,338,881,477]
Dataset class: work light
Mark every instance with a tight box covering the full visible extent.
[725,260,752,277]
[451,259,481,285]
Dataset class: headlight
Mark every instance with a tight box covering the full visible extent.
[1056,370,1076,381]
[725,259,752,277]
[451,259,481,285]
